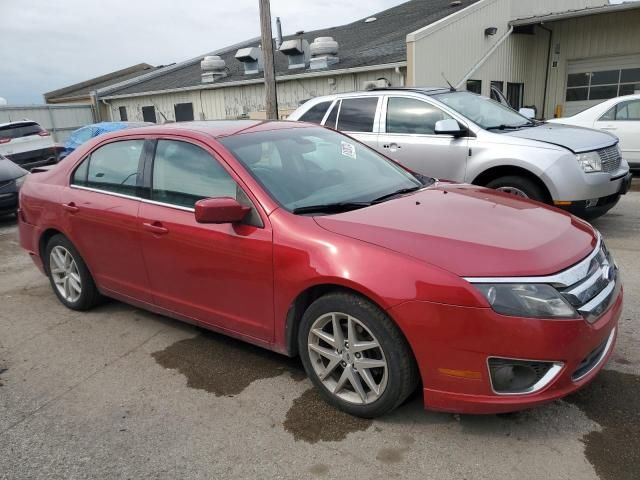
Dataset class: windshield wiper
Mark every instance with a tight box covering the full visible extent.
[292,202,371,215]
[485,124,525,131]
[371,186,422,204]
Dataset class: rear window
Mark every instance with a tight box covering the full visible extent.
[298,101,332,124]
[0,122,43,140]
[336,97,379,133]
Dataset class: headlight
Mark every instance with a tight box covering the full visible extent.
[576,151,602,173]
[474,284,578,319]
[14,174,28,189]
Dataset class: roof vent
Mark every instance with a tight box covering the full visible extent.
[364,17,377,23]
[309,37,339,70]
[279,39,310,69]
[201,55,227,83]
[235,47,264,75]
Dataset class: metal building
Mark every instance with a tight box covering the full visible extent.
[94,0,640,122]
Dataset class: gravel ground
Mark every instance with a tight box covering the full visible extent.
[0,180,638,480]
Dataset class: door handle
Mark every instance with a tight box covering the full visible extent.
[143,222,169,235]
[601,126,617,130]
[62,202,79,214]
[383,143,401,151]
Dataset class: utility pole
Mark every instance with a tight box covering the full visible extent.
[259,0,279,119]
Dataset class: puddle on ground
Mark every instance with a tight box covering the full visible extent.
[565,370,640,480]
[283,388,372,443]
[151,331,305,397]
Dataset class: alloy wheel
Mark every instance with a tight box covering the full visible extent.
[49,245,82,303]
[496,186,529,198]
[307,312,388,405]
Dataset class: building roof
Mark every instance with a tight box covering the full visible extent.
[511,0,640,26]
[44,63,161,102]
[101,0,480,98]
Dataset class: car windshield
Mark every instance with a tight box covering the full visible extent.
[434,91,532,130]
[220,127,425,213]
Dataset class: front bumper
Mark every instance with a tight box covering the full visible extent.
[555,172,633,219]
[389,288,622,414]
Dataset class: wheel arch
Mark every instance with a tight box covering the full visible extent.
[38,228,65,274]
[471,165,553,203]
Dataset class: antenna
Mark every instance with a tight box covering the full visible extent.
[441,72,456,92]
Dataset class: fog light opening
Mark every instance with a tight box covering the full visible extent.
[488,358,562,395]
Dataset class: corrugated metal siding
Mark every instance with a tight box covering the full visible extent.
[105,68,404,121]
[511,0,605,21]
[544,9,640,118]
[0,104,95,142]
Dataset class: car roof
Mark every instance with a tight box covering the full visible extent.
[111,120,314,139]
[0,120,40,129]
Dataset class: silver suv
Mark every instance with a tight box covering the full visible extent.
[288,88,633,219]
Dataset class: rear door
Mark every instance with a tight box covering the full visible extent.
[595,99,640,164]
[138,137,274,341]
[376,95,469,181]
[66,138,152,301]
[324,96,381,150]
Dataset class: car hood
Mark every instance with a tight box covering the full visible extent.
[0,157,27,182]
[314,184,597,278]
[503,123,616,153]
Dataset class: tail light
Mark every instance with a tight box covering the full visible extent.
[0,137,10,144]
[38,130,51,137]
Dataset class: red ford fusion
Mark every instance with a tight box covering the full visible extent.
[18,121,621,418]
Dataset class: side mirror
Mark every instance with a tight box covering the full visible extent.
[435,119,465,137]
[194,197,251,224]
[519,108,536,119]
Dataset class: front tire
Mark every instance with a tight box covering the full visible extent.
[45,234,101,311]
[486,175,546,202]
[298,292,419,418]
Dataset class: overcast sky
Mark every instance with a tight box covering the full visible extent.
[0,0,406,105]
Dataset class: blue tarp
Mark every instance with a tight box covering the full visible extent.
[63,122,132,154]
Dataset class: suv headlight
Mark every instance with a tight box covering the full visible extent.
[576,151,602,173]
[474,284,578,319]
[14,174,28,189]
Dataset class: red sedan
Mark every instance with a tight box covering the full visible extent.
[18,121,621,417]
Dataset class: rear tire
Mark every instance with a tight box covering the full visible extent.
[45,234,101,311]
[298,292,419,418]
[486,175,547,202]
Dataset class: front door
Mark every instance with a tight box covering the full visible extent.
[65,139,152,302]
[138,138,274,342]
[377,96,469,181]
[595,98,640,164]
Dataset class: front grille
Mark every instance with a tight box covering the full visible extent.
[597,145,622,173]
[559,241,618,323]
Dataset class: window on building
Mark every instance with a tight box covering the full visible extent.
[386,97,452,135]
[507,83,525,109]
[566,67,640,102]
[142,106,156,123]
[174,103,195,122]
[466,80,482,94]
[72,140,145,196]
[299,101,333,124]
[336,97,379,132]
[118,106,128,121]
[152,140,237,208]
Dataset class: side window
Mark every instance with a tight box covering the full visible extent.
[73,140,144,196]
[336,97,378,133]
[152,140,238,208]
[324,101,339,129]
[386,97,452,135]
[615,100,640,121]
[600,106,616,122]
[299,101,332,124]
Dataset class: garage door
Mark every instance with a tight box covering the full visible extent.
[565,54,640,116]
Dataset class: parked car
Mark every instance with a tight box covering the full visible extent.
[18,121,621,417]
[288,88,633,219]
[0,120,58,170]
[548,94,640,173]
[0,153,28,217]
[61,121,151,159]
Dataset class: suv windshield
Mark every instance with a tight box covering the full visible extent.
[434,91,532,130]
[220,127,425,213]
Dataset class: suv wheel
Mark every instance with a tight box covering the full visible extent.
[298,292,418,418]
[45,234,101,311]
[486,176,546,202]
